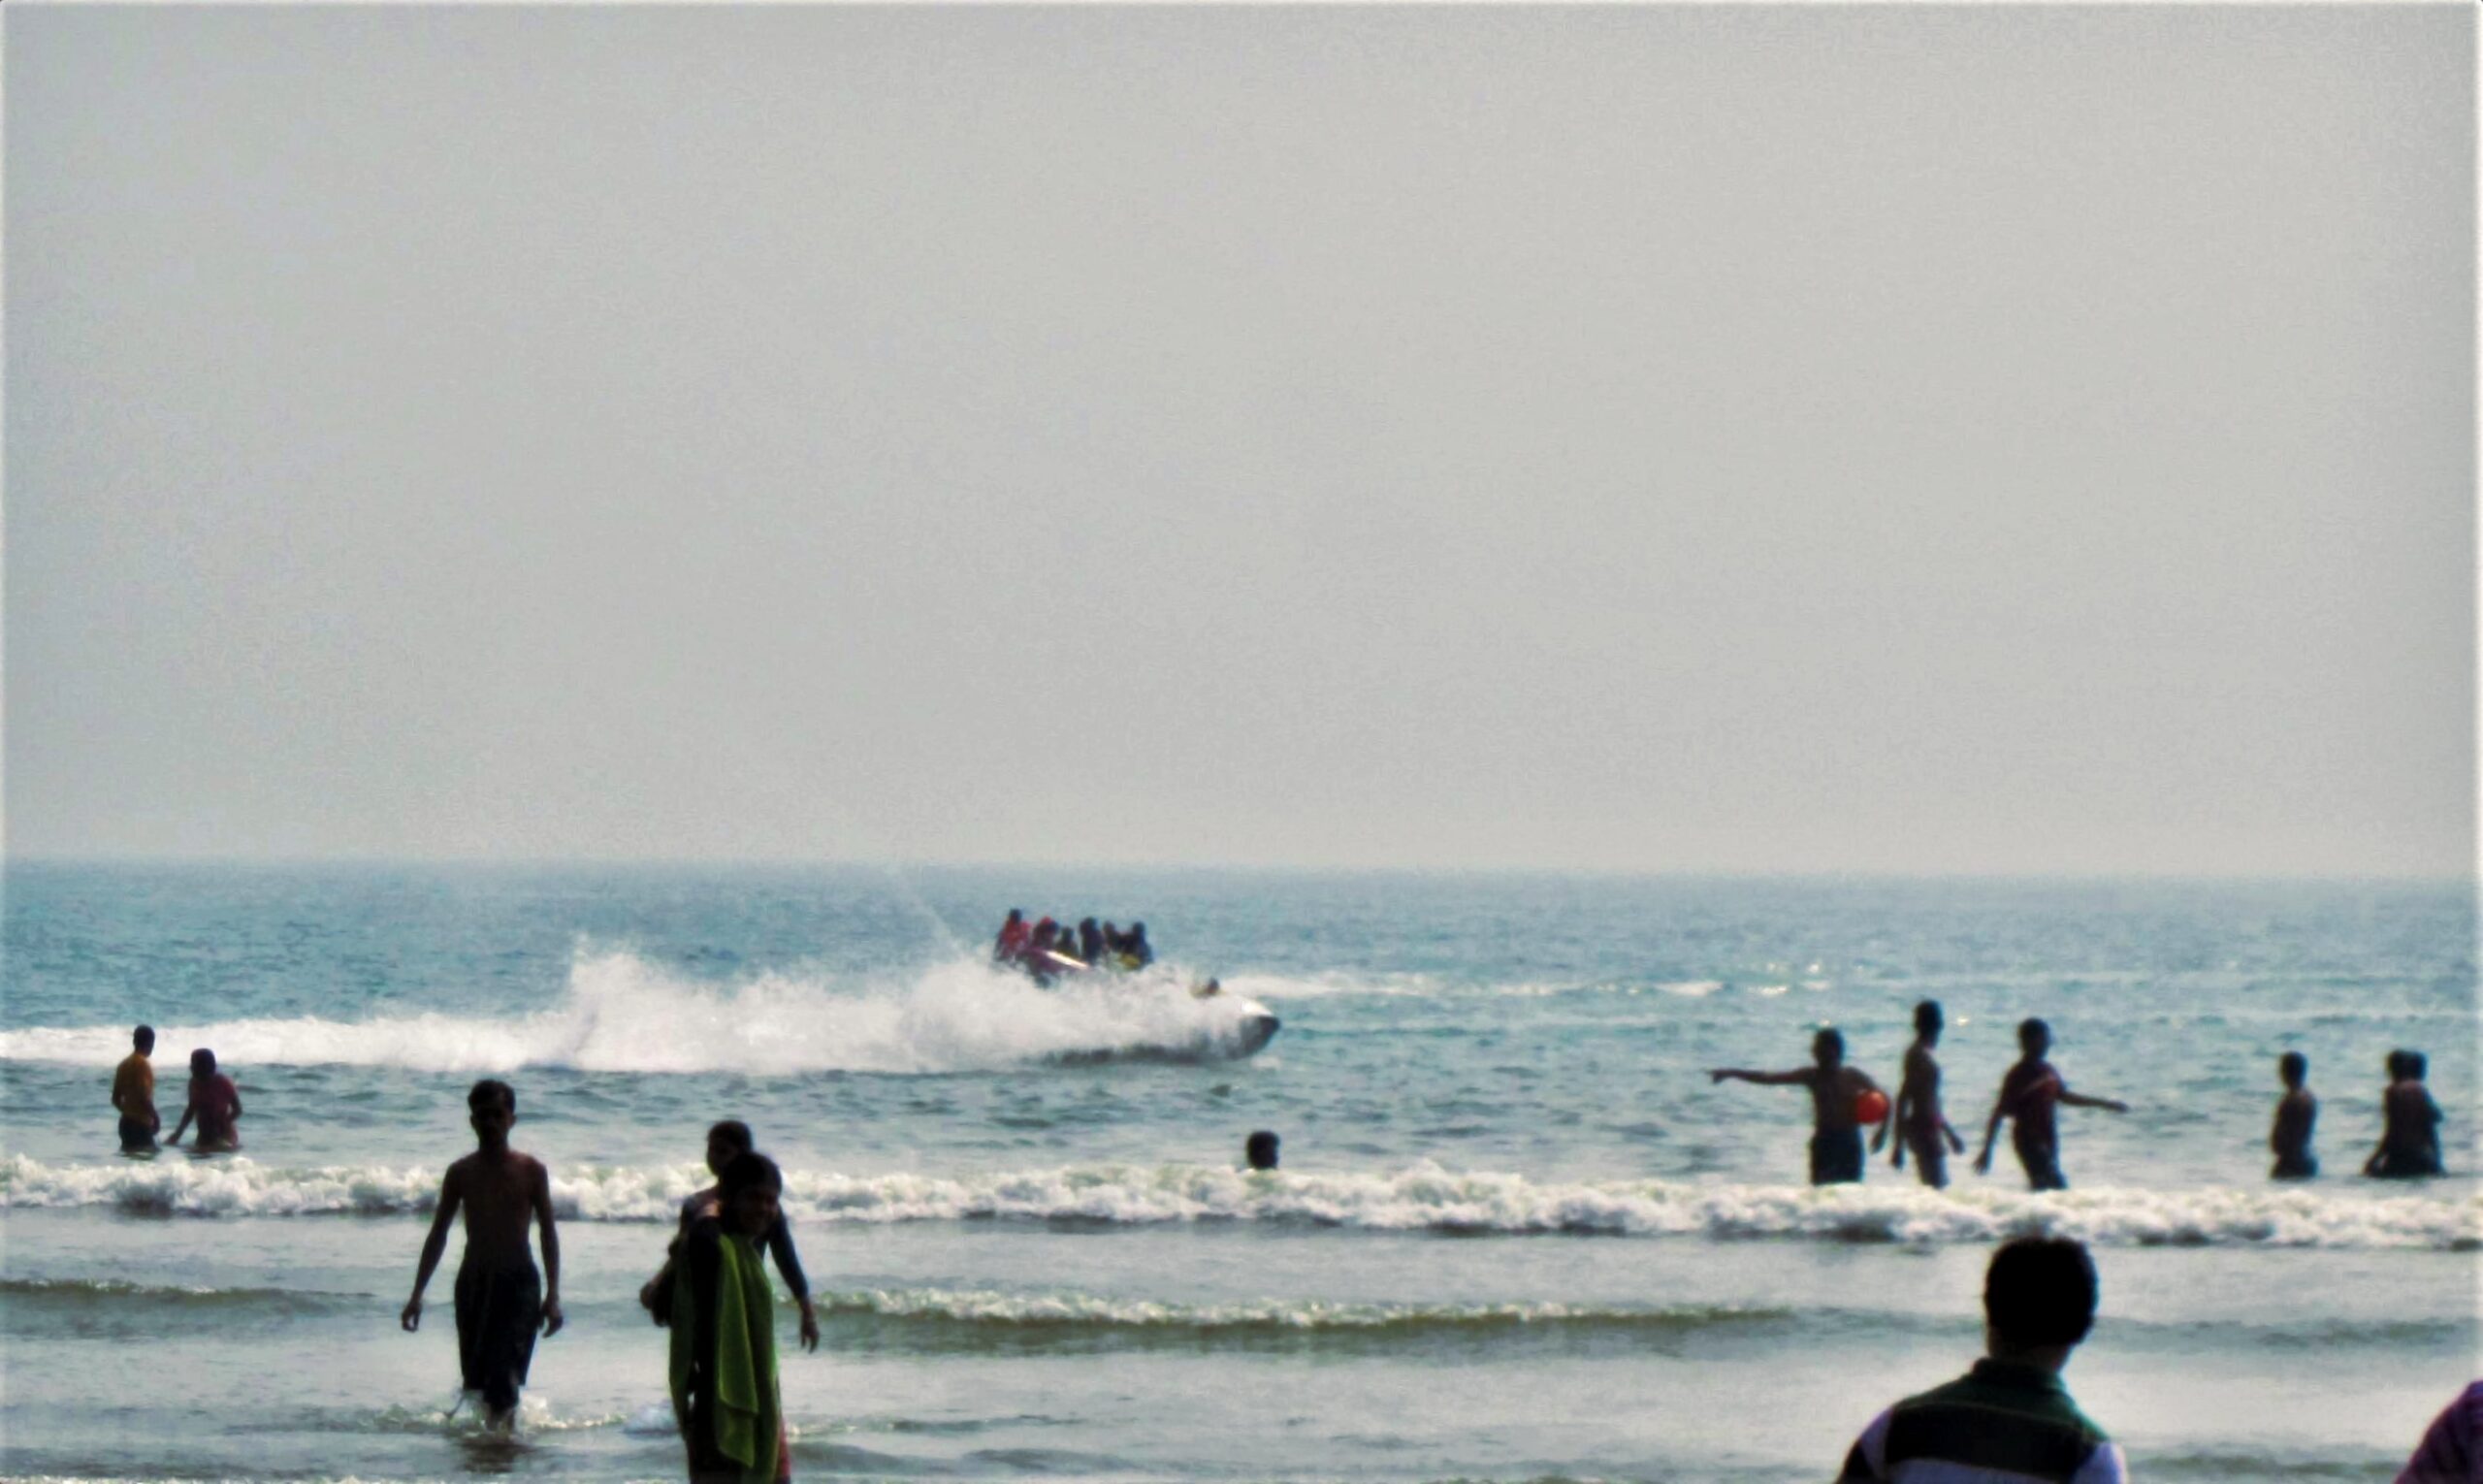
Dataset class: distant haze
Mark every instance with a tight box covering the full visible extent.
[6,4,2473,876]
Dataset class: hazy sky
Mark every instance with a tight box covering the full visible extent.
[7,4,2473,875]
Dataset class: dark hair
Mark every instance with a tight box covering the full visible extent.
[707,1119,754,1154]
[1244,1130,1280,1170]
[720,1150,783,1200]
[1983,1237,2099,1349]
[134,1025,156,1049]
[1812,1027,1845,1062]
[2278,1050,2307,1083]
[2388,1048,2415,1080]
[468,1079,516,1115]
[1913,1001,1942,1035]
[2017,1017,2051,1048]
[2404,1050,2429,1080]
[189,1048,216,1076]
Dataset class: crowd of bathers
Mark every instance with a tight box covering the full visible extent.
[990,910,1152,982]
[1709,999,2450,1191]
[94,983,2470,1482]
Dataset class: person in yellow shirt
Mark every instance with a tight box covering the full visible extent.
[112,1025,159,1153]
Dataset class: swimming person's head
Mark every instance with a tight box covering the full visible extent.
[189,1048,216,1078]
[1244,1130,1279,1170]
[1812,1028,1845,1067]
[468,1079,517,1145]
[1913,1001,1942,1042]
[1983,1237,2099,1370]
[2017,1018,2052,1057]
[2404,1050,2429,1081]
[707,1119,755,1176]
[719,1150,783,1238]
[133,1025,155,1054]
[1006,909,1023,925]
[2279,1051,2308,1088]
[2387,1049,2415,1081]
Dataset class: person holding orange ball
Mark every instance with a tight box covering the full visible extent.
[1711,1027,1888,1185]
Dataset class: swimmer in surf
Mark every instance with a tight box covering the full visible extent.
[2270,1050,2318,1179]
[112,1024,160,1153]
[1973,1018,2127,1191]
[165,1048,242,1152]
[1887,1001,1968,1188]
[1710,1028,1884,1185]
[401,1079,564,1430]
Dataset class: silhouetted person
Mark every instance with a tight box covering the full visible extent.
[1124,921,1153,969]
[1244,1130,1279,1171]
[1078,918,1104,966]
[2271,1050,2318,1179]
[166,1048,242,1152]
[640,1120,819,1351]
[401,1080,564,1431]
[1974,1018,2126,1191]
[2397,1380,2483,1482]
[671,1151,790,1482]
[2365,1049,2445,1178]
[1711,1028,1885,1184]
[1888,1001,1967,1188]
[1837,1237,2125,1481]
[112,1025,160,1152]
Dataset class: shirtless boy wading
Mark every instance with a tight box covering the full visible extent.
[402,1080,564,1429]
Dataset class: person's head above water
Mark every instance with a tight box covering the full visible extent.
[706,1119,755,1176]
[1005,909,1023,926]
[2017,1018,2052,1057]
[719,1150,783,1238]
[2278,1051,2308,1088]
[1244,1130,1279,1170]
[133,1025,155,1053]
[190,1048,217,1078]
[2402,1049,2429,1081]
[1913,1001,1942,1042]
[1983,1236,2098,1369]
[1812,1028,1845,1067]
[2387,1049,2416,1081]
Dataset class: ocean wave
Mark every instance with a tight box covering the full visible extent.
[0,948,1274,1075]
[0,1276,367,1314]
[819,1286,1790,1334]
[4,1155,2472,1249]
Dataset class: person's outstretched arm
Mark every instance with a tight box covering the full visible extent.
[532,1161,564,1336]
[1709,1068,1809,1086]
[2058,1089,2128,1113]
[402,1168,464,1331]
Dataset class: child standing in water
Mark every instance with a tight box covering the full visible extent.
[2270,1051,2318,1179]
[401,1080,564,1431]
[1887,1001,1968,1189]
[165,1048,242,1152]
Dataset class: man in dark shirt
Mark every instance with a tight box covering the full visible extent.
[1974,1019,2127,1191]
[1838,1237,2126,1482]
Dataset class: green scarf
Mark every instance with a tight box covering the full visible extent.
[669,1230,780,1482]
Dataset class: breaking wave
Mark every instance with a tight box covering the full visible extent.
[0,949,1274,1074]
[4,1155,2472,1249]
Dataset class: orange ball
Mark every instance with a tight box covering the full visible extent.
[1854,1088,1890,1124]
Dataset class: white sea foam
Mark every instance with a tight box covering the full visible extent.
[816,1286,1789,1331]
[4,1155,2471,1249]
[0,949,1275,1074]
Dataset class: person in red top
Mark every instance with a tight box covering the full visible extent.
[993,909,1032,964]
[167,1048,243,1152]
[1975,1019,2127,1191]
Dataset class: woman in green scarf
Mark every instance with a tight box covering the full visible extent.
[671,1151,790,1482]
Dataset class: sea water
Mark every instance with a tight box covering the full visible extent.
[0,864,2472,1482]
